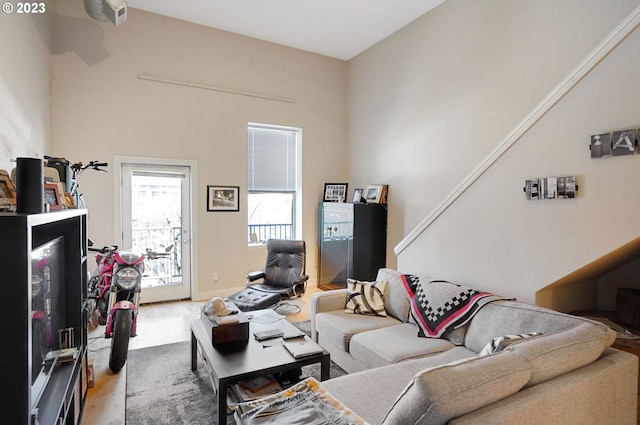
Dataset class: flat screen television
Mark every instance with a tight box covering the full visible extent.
[30,236,65,410]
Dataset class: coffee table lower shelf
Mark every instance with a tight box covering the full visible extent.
[190,317,330,425]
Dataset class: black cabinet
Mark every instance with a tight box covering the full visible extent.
[0,210,88,425]
[318,202,387,289]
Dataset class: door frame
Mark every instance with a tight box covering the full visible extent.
[113,156,198,302]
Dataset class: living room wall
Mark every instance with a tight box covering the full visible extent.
[348,0,640,304]
[50,0,348,299]
[0,5,51,171]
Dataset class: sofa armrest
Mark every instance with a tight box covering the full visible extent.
[311,289,348,316]
[311,289,347,341]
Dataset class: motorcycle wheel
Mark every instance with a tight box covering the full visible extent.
[108,309,132,372]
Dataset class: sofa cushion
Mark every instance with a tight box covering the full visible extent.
[345,278,387,316]
[506,321,613,386]
[349,323,457,369]
[464,300,614,353]
[322,347,477,425]
[314,310,402,352]
[382,350,532,425]
[376,268,412,322]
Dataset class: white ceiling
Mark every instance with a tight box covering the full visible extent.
[125,0,446,60]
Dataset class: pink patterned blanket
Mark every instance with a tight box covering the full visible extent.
[400,275,508,338]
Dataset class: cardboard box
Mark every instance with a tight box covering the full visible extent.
[200,308,249,347]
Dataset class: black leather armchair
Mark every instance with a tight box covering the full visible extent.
[227,239,309,311]
[247,239,308,298]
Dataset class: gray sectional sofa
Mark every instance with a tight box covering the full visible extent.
[310,268,638,425]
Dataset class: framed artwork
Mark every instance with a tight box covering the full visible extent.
[64,192,76,209]
[590,133,611,158]
[207,185,239,211]
[0,170,17,211]
[364,185,384,204]
[44,182,64,210]
[323,183,348,202]
[352,188,364,203]
[611,129,635,156]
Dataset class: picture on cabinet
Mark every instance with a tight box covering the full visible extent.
[323,183,348,202]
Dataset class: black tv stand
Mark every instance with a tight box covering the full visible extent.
[0,210,89,425]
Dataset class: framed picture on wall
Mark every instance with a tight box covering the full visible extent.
[323,183,348,202]
[611,129,635,156]
[207,185,239,211]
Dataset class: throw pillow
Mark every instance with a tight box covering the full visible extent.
[478,332,541,356]
[382,350,532,425]
[375,268,412,322]
[345,279,387,316]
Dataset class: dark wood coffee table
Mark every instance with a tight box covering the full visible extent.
[190,311,330,425]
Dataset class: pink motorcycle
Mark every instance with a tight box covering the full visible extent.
[87,244,171,372]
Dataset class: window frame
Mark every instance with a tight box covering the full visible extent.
[247,123,302,245]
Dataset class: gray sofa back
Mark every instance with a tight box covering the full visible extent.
[463,300,613,353]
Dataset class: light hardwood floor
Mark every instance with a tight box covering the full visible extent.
[81,286,321,424]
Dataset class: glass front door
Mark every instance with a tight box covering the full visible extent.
[120,162,192,303]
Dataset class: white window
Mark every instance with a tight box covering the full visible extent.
[247,123,302,245]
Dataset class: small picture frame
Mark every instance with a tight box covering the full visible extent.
[352,188,364,203]
[323,183,348,202]
[207,185,239,211]
[64,192,76,209]
[44,182,64,210]
[0,170,17,211]
[364,185,384,204]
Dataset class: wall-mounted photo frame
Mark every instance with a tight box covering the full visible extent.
[0,170,17,211]
[590,133,611,158]
[44,182,64,210]
[524,176,577,200]
[323,183,348,202]
[611,129,635,156]
[207,185,239,211]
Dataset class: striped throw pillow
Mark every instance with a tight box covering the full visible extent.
[344,279,387,317]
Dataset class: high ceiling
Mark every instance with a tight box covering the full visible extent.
[126,0,446,60]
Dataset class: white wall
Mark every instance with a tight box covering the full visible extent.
[348,0,640,304]
[51,1,348,299]
[0,3,51,171]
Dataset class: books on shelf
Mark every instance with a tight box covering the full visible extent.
[231,375,282,402]
[45,347,78,364]
[239,375,277,393]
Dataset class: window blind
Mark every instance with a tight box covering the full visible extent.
[248,126,297,191]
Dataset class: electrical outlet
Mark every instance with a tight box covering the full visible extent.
[213,273,219,282]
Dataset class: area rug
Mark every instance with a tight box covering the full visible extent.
[125,322,346,425]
